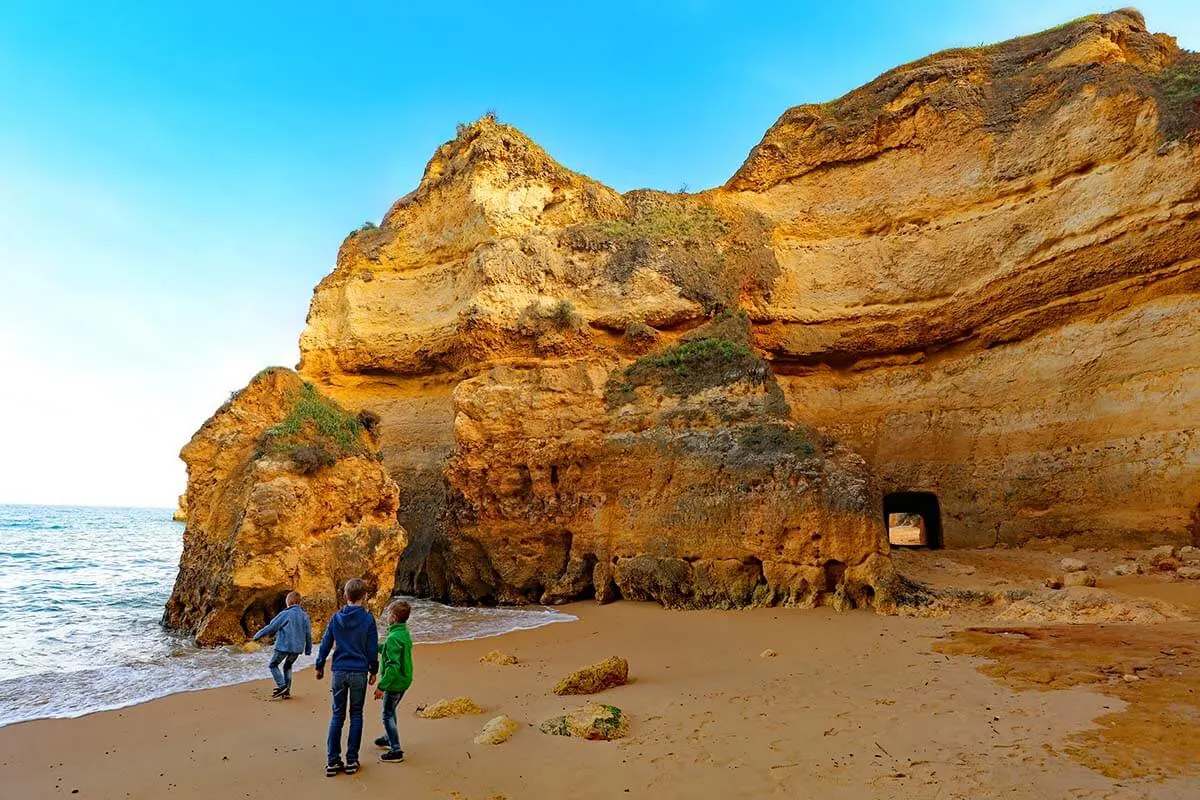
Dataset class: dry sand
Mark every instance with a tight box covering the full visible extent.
[4,585,1199,800]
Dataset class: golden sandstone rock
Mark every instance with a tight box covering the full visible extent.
[162,368,406,645]
[176,10,1200,620]
[539,704,629,740]
[480,650,519,666]
[551,656,629,696]
[474,715,520,745]
[417,697,485,719]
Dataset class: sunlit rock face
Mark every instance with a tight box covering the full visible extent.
[164,368,406,644]
[239,9,1200,610]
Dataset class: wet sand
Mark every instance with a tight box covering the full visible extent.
[3,591,1199,799]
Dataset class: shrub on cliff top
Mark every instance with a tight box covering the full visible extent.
[258,382,367,472]
[1153,55,1200,142]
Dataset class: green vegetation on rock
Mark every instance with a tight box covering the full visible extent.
[1153,55,1200,141]
[258,382,367,473]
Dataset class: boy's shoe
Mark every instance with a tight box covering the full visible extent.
[278,689,291,699]
[374,736,390,749]
[380,750,405,763]
[344,760,360,775]
[271,686,285,697]
[325,760,344,777]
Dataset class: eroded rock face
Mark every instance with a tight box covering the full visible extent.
[421,314,889,607]
[200,10,1200,613]
[163,368,406,645]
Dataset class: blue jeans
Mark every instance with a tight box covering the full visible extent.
[268,651,299,690]
[381,690,405,753]
[327,671,368,765]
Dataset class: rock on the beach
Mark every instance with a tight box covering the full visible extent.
[1059,558,1087,573]
[417,697,485,719]
[760,649,777,658]
[552,656,629,696]
[539,703,629,740]
[474,715,520,745]
[239,641,262,654]
[1063,571,1097,588]
[1144,545,1177,566]
[480,650,519,666]
[1111,562,1142,576]
[162,368,406,646]
[1179,546,1200,563]
[1177,566,1200,581]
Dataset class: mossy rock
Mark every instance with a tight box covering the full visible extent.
[539,703,629,740]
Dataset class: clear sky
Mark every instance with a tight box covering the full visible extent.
[0,1,1197,508]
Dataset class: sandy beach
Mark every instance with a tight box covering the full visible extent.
[4,557,1199,800]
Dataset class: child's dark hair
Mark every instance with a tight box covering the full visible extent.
[388,601,412,624]
[344,578,368,603]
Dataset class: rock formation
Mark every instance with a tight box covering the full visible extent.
[163,368,406,645]
[175,10,1200,616]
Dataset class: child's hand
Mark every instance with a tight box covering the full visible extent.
[314,668,324,680]
[373,688,383,701]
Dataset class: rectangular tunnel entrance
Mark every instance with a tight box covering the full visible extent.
[884,491,943,549]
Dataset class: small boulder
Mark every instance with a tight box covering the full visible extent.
[1122,673,1139,683]
[416,697,485,719]
[1111,562,1142,576]
[552,656,629,696]
[1059,558,1087,573]
[1177,566,1200,581]
[239,641,262,654]
[539,703,628,740]
[760,649,777,658]
[480,650,519,666]
[1045,576,1064,590]
[1144,545,1177,565]
[1179,546,1200,564]
[474,715,520,745]
[1064,571,1097,588]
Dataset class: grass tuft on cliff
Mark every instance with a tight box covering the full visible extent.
[258,382,368,473]
[1152,54,1200,141]
[606,334,766,407]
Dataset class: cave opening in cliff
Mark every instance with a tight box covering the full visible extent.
[884,492,943,548]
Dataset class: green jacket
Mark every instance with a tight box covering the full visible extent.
[378,622,413,693]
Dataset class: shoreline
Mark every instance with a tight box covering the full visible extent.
[0,601,577,730]
[4,598,1198,799]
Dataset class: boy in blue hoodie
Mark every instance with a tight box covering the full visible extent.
[315,578,379,777]
[252,590,312,699]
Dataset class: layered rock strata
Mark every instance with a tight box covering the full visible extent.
[177,9,1200,617]
[164,368,406,644]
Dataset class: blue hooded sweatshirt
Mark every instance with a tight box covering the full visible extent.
[252,604,312,655]
[315,604,379,675]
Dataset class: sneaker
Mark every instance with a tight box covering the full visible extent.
[374,736,390,749]
[380,750,405,764]
[325,760,344,777]
[271,687,285,698]
[278,689,291,700]
[344,760,360,775]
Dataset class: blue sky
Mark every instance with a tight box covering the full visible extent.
[1,1,1197,507]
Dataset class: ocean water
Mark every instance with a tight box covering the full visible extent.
[0,504,574,727]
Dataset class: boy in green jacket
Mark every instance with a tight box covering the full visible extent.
[372,600,413,763]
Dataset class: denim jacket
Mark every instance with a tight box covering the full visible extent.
[253,605,313,655]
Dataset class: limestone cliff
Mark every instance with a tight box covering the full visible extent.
[183,9,1200,614]
[164,368,406,644]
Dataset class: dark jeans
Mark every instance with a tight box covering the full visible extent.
[327,671,368,765]
[268,651,299,690]
[381,690,406,753]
